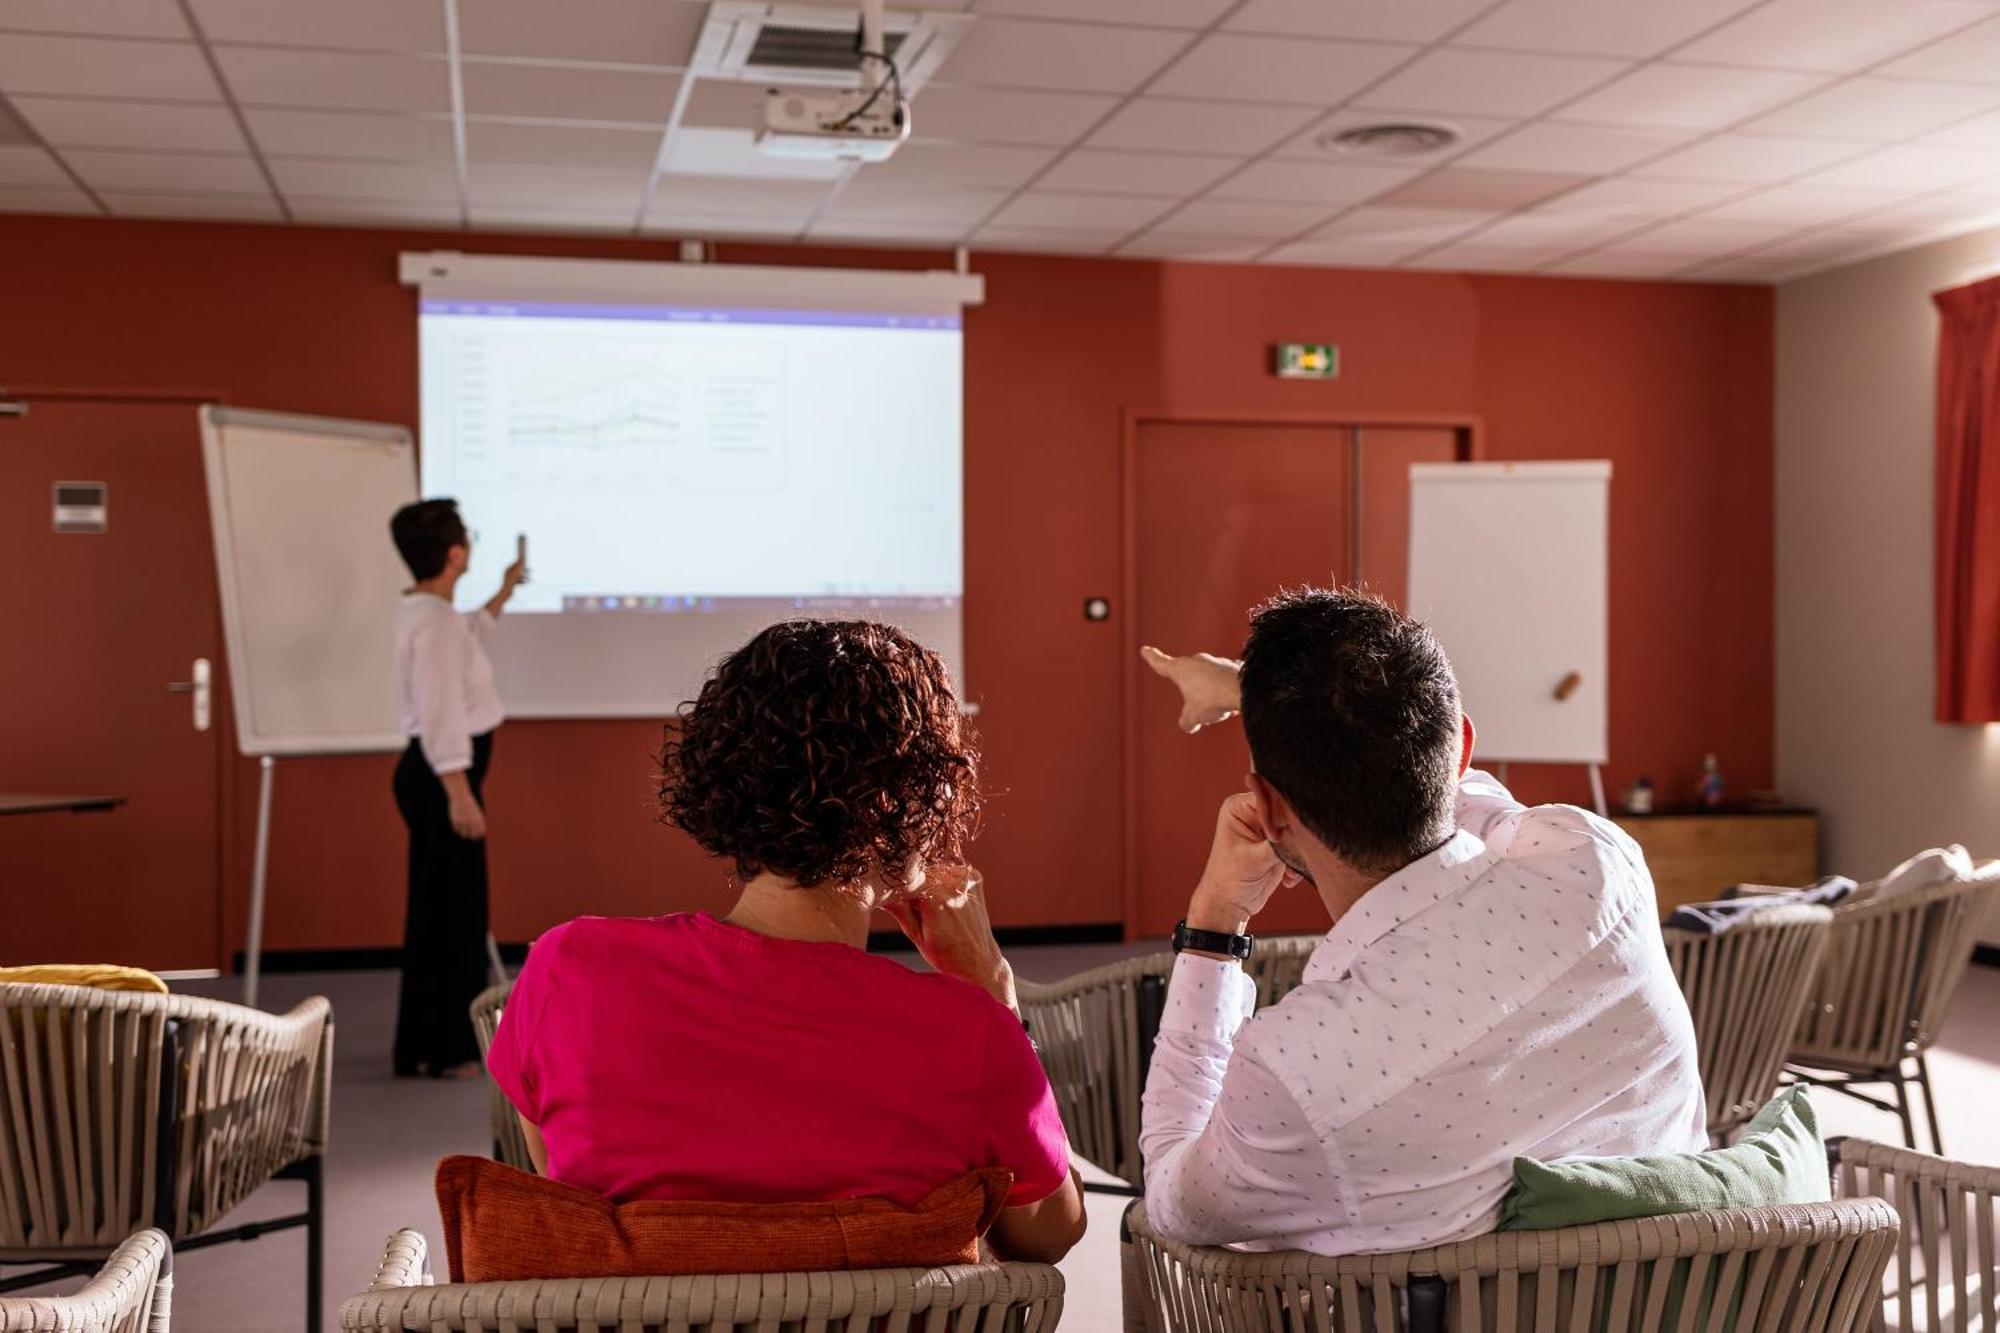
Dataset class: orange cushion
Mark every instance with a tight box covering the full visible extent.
[435,1155,1010,1283]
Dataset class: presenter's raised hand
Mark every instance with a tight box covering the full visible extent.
[883,865,1019,1013]
[1140,645,1242,732]
[1188,789,1299,935]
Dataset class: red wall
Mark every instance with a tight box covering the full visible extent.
[0,215,1772,957]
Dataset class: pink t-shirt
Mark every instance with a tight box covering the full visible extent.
[485,912,1071,1209]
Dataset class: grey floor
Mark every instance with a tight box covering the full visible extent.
[9,950,2000,1332]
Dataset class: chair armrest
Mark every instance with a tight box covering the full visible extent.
[304,1018,335,1156]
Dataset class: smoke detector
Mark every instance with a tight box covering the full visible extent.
[1316,122,1460,158]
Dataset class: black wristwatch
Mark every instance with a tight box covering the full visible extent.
[1172,919,1255,960]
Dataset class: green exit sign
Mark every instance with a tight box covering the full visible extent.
[1274,343,1339,380]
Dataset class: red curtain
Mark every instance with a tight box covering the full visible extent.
[1934,275,2000,723]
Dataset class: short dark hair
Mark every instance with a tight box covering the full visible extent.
[1239,587,1461,874]
[658,620,980,888]
[390,499,468,581]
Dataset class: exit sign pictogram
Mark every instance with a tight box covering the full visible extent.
[1273,343,1339,379]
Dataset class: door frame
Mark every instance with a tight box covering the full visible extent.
[1117,407,1484,940]
[11,384,234,968]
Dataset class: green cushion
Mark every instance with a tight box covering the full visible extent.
[1497,1086,1828,1231]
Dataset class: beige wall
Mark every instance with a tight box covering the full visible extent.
[1777,223,2000,945]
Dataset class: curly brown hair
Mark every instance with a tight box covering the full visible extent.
[658,619,981,888]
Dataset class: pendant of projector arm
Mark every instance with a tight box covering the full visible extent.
[834,49,909,138]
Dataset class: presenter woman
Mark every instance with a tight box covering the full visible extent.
[388,499,527,1078]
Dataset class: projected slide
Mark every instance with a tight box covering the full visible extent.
[419,300,962,616]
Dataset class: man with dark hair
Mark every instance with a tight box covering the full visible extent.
[1137,587,1704,1253]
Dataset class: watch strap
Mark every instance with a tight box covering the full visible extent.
[1173,919,1255,960]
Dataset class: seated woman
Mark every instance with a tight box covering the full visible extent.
[486,619,1086,1263]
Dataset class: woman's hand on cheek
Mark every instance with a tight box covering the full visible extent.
[884,866,1018,1013]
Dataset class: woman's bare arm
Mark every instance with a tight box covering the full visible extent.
[988,1167,1087,1263]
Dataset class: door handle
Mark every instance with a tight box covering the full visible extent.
[167,657,212,732]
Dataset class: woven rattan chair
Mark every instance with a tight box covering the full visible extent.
[1770,872,1999,1153]
[468,982,535,1174]
[1243,933,1322,1008]
[0,984,331,1332]
[1663,904,1833,1139]
[1831,1136,2000,1333]
[339,1228,1065,1332]
[1121,1196,1901,1333]
[0,1229,172,1333]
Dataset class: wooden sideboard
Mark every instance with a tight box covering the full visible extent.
[1611,808,1820,916]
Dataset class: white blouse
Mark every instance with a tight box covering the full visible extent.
[395,592,505,775]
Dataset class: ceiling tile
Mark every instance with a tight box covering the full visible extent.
[862,141,1058,188]
[640,211,809,240]
[1088,98,1317,154]
[1211,159,1418,205]
[678,79,765,131]
[1700,183,1900,225]
[0,181,97,213]
[1152,34,1415,105]
[1403,245,1565,272]
[465,120,660,171]
[659,127,846,181]
[99,190,281,221]
[65,148,266,192]
[1537,175,1743,216]
[1264,237,1431,266]
[1373,168,1589,211]
[1926,109,2000,150]
[967,223,1128,252]
[13,97,245,152]
[1454,0,1761,59]
[1725,227,1895,267]
[820,181,1009,223]
[1881,15,2000,84]
[1677,0,1996,73]
[1314,205,1499,244]
[1225,0,1497,44]
[908,86,1119,146]
[469,202,633,232]
[1271,109,1519,161]
[1555,62,1825,129]
[0,34,219,100]
[0,1,188,38]
[1678,258,1794,283]
[244,109,455,161]
[187,0,443,51]
[1463,209,1653,250]
[1354,49,1630,118]
[974,0,1231,26]
[1745,77,2000,140]
[286,195,460,226]
[1115,230,1268,259]
[216,48,447,112]
[0,143,66,186]
[1854,184,2000,232]
[1630,132,1866,183]
[1036,148,1242,195]
[1805,142,1993,193]
[268,156,460,201]
[461,60,679,123]
[1545,250,1697,277]
[806,218,973,245]
[466,164,642,210]
[1150,197,1332,237]
[649,175,826,218]
[1456,123,1692,173]
[1595,215,1795,257]
[937,18,1186,94]
[988,190,1175,228]
[459,0,703,66]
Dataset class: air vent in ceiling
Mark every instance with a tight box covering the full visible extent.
[0,96,38,147]
[693,3,969,91]
[745,24,907,73]
[1317,122,1461,158]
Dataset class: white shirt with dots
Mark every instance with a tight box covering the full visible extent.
[1140,769,1707,1254]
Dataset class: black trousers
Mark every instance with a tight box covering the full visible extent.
[392,730,492,1074]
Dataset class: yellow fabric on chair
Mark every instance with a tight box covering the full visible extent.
[0,964,169,993]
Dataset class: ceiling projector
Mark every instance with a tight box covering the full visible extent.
[757,87,910,162]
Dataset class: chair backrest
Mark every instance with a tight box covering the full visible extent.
[1787,876,1998,1071]
[466,982,536,1174]
[1831,1136,2000,1333]
[1122,1196,1901,1333]
[339,1228,1065,1332]
[0,1228,173,1333]
[1017,954,1174,1188]
[1663,904,1832,1137]
[0,984,329,1251]
[1244,933,1322,1009]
